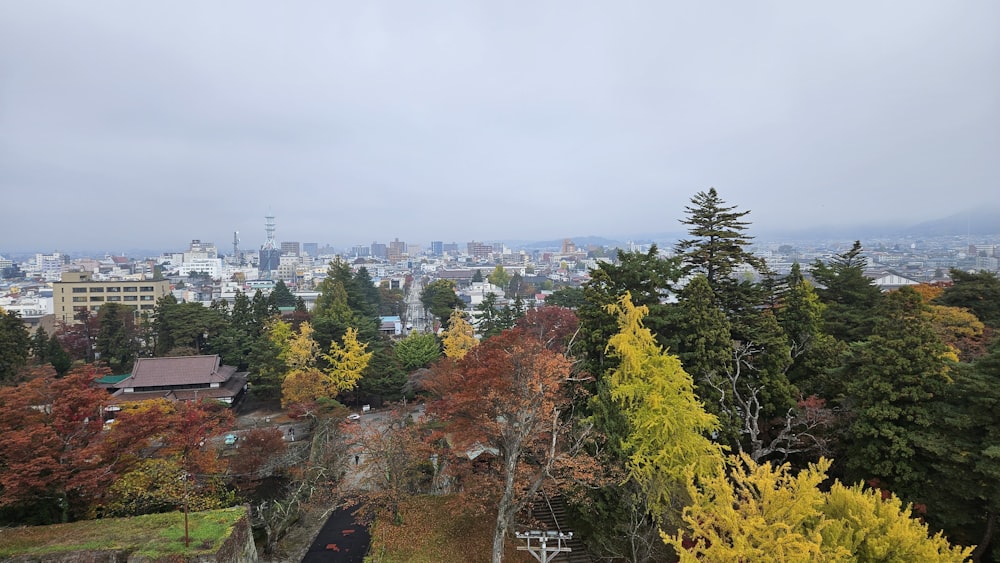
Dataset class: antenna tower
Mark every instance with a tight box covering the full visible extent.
[259,214,279,280]
[232,231,241,266]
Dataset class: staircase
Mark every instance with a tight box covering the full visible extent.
[523,493,592,563]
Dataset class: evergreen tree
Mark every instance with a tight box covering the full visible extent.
[47,336,72,377]
[270,280,296,309]
[95,302,137,373]
[0,309,30,382]
[211,291,258,370]
[353,266,382,319]
[777,263,844,395]
[920,351,1000,559]
[475,292,503,338]
[30,326,50,364]
[250,289,278,326]
[937,268,1000,330]
[844,287,953,504]
[578,245,681,376]
[394,331,441,371]
[420,279,465,329]
[152,296,226,356]
[674,275,734,435]
[675,187,764,286]
[357,337,407,403]
[545,286,585,309]
[810,241,883,343]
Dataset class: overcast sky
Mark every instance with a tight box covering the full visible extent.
[2,1,998,253]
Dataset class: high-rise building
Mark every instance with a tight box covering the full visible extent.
[388,238,406,263]
[371,241,387,260]
[302,242,318,257]
[431,241,443,255]
[467,241,492,260]
[281,241,300,256]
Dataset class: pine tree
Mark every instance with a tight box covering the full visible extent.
[578,245,681,375]
[675,275,734,436]
[810,241,883,343]
[675,187,764,286]
[30,326,50,364]
[0,310,31,382]
[777,263,844,395]
[844,286,953,504]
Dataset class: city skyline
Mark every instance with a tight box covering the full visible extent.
[2,2,998,251]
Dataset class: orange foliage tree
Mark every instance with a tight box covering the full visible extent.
[424,328,595,563]
[0,365,111,523]
[0,366,235,524]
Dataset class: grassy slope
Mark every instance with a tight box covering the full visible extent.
[0,506,246,558]
[366,496,534,563]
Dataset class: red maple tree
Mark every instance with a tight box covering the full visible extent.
[424,328,595,563]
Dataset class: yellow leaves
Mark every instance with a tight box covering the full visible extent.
[279,326,371,407]
[442,310,477,359]
[603,291,723,516]
[821,482,971,561]
[268,319,293,363]
[280,368,330,408]
[285,321,319,371]
[665,454,972,562]
[324,327,372,394]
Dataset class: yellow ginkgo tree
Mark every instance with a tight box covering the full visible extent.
[323,326,372,394]
[280,323,371,407]
[441,309,477,359]
[663,454,973,562]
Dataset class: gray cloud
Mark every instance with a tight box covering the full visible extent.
[2,1,997,252]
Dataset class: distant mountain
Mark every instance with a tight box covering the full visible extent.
[756,207,1000,242]
[512,236,625,251]
[905,207,1000,237]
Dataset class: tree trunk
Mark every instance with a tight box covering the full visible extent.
[971,511,996,563]
[492,446,521,563]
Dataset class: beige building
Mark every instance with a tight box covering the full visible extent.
[52,271,171,323]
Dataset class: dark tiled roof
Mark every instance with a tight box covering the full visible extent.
[114,355,235,389]
[109,372,248,405]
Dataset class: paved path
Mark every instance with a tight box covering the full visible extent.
[301,507,370,562]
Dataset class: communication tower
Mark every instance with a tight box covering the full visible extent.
[258,214,280,279]
[232,231,242,266]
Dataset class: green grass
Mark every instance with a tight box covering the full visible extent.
[0,506,246,558]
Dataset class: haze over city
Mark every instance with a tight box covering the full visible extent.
[2,2,998,252]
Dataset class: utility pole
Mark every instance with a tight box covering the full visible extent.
[183,472,190,548]
[516,530,573,563]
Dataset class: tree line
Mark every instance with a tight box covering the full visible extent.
[2,188,999,560]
